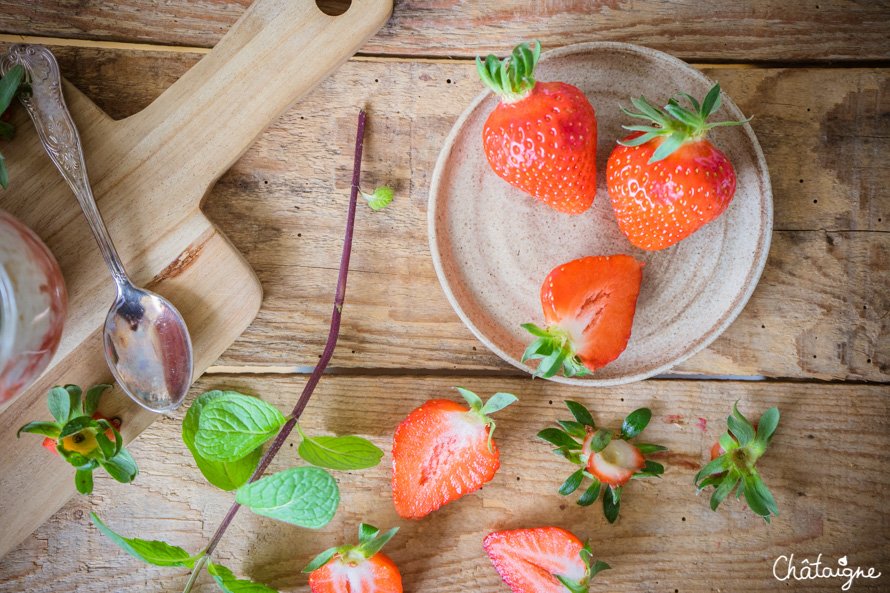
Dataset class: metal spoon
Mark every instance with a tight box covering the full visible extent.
[1,45,193,412]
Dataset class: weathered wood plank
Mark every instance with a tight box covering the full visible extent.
[1,375,887,591]
[3,0,890,62]
[2,46,887,380]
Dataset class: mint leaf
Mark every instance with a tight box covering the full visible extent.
[17,421,61,438]
[621,408,651,439]
[84,384,110,417]
[297,431,383,471]
[75,469,93,494]
[99,449,138,483]
[235,467,338,529]
[362,186,394,211]
[0,65,22,115]
[565,401,596,428]
[91,513,203,567]
[207,562,278,593]
[194,393,286,462]
[184,391,262,490]
[47,386,70,424]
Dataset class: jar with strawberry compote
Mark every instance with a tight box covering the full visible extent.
[0,209,67,405]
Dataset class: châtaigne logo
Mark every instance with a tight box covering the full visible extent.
[773,554,881,590]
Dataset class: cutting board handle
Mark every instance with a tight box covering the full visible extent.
[127,0,392,208]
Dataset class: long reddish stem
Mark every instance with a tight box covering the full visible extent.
[184,109,366,588]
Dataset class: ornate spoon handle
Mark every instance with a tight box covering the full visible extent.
[1,44,128,283]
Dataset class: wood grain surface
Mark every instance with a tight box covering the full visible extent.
[2,0,890,62]
[1,2,888,592]
[1,374,887,592]
[10,46,883,380]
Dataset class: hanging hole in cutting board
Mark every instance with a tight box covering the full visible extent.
[316,0,351,16]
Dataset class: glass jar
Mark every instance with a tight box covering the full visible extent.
[0,209,67,405]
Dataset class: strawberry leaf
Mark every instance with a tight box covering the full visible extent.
[91,513,203,567]
[455,386,483,409]
[559,469,585,495]
[17,421,61,438]
[556,575,588,593]
[75,469,94,494]
[634,460,664,478]
[590,560,611,578]
[620,408,651,439]
[99,449,138,483]
[358,525,399,559]
[479,392,517,415]
[603,486,621,523]
[84,384,110,417]
[710,467,741,511]
[693,455,731,485]
[538,428,581,450]
[635,443,668,454]
[207,562,278,593]
[727,401,756,446]
[59,416,98,439]
[47,386,71,424]
[302,547,338,573]
[576,480,601,507]
[753,407,780,450]
[565,401,595,428]
[589,429,613,454]
[235,467,338,529]
[557,420,587,439]
[701,82,722,118]
[64,385,84,421]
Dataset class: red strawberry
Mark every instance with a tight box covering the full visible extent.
[584,435,645,487]
[305,523,402,593]
[522,255,644,378]
[392,387,517,519]
[477,41,598,215]
[484,527,609,593]
[607,83,750,250]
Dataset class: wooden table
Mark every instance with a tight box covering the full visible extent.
[1,1,888,591]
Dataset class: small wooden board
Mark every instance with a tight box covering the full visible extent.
[0,0,393,560]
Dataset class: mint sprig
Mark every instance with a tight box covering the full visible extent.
[538,400,666,523]
[0,64,24,189]
[17,384,137,494]
[694,402,780,522]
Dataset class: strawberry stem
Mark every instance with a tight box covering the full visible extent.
[181,109,368,593]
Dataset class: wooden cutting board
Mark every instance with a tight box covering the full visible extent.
[0,0,392,560]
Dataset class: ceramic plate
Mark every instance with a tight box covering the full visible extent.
[428,42,772,386]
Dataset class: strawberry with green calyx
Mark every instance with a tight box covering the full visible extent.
[539,401,666,523]
[477,41,598,215]
[522,255,644,378]
[304,523,402,593]
[695,402,780,523]
[607,83,751,251]
[484,527,610,593]
[392,387,518,519]
[17,384,138,494]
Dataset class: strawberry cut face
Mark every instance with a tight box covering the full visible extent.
[587,439,646,487]
[308,552,402,593]
[484,527,588,593]
[392,399,500,519]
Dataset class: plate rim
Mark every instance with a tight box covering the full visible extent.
[427,41,774,386]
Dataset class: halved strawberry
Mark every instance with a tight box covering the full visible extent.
[305,523,402,593]
[586,438,645,487]
[522,255,644,378]
[483,527,609,593]
[392,388,517,519]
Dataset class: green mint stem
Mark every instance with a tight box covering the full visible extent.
[181,553,208,593]
[182,109,367,589]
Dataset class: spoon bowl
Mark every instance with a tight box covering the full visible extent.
[104,283,193,412]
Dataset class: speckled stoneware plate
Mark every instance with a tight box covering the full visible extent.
[428,42,773,386]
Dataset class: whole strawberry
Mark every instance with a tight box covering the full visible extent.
[607,83,750,250]
[477,41,598,215]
